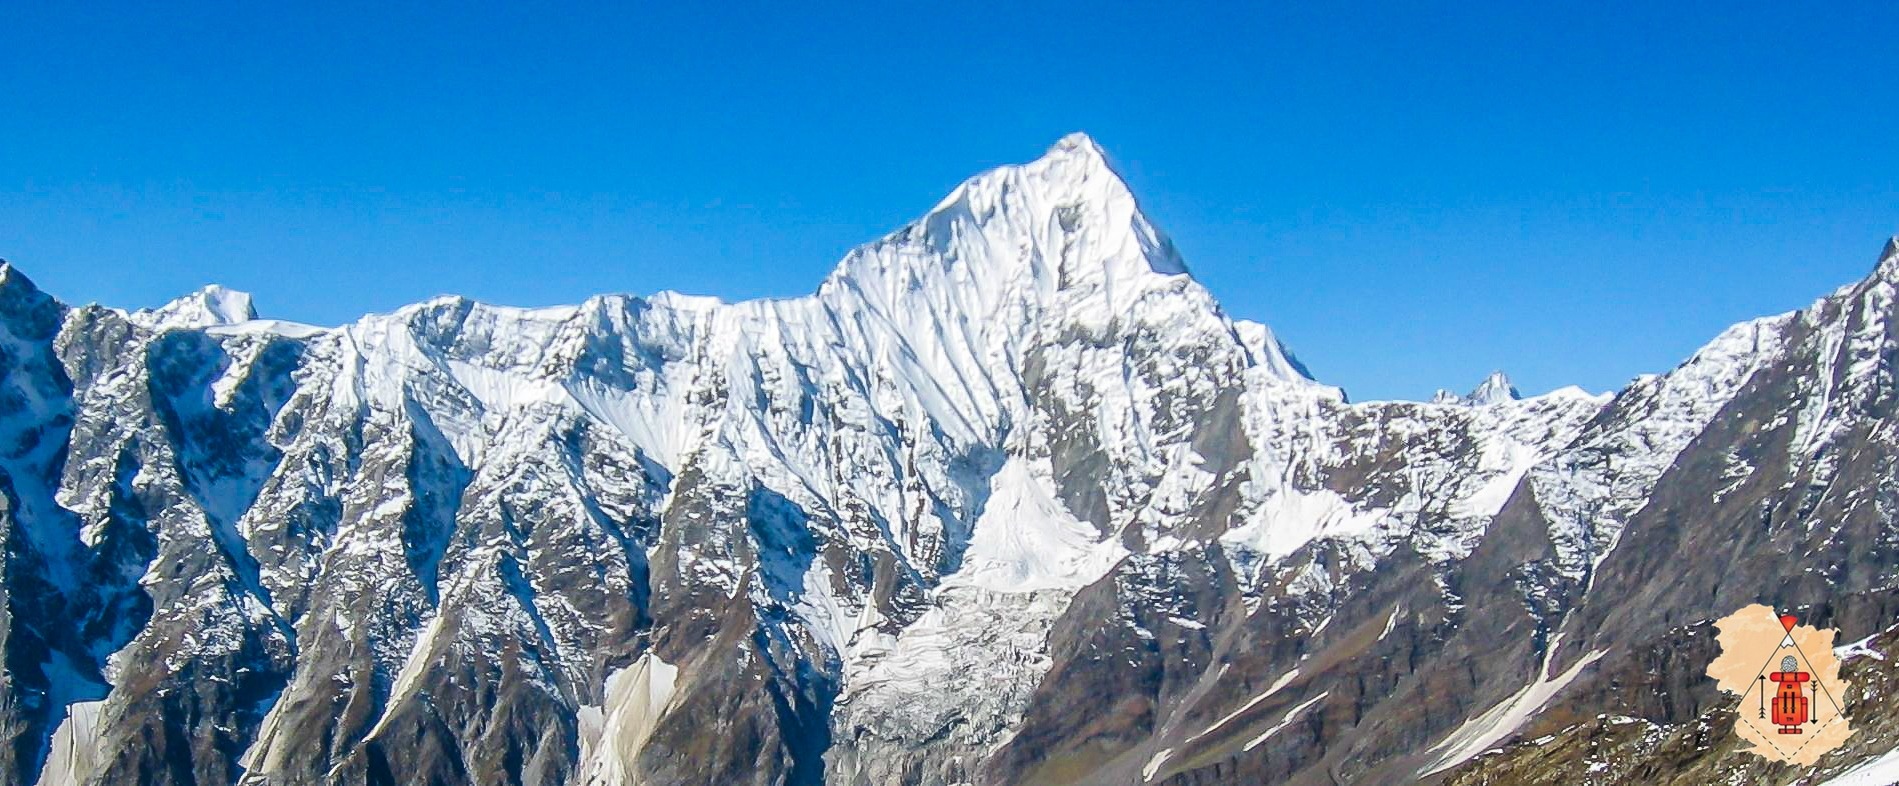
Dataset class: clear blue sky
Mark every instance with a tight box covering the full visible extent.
[4,3,1896,401]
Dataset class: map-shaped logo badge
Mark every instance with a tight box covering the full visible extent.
[1707,604,1853,764]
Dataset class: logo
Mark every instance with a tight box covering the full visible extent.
[1706,604,1852,764]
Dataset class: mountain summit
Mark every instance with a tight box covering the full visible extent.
[133,284,258,329]
[1432,370,1521,406]
[1466,370,1521,404]
[1,139,1897,786]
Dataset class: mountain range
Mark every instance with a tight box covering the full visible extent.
[4,134,1899,785]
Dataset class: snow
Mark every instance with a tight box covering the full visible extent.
[37,651,109,773]
[833,587,1073,782]
[1222,487,1384,562]
[944,457,1126,593]
[790,557,858,659]
[1243,691,1329,752]
[1378,605,1401,641]
[1837,632,1887,661]
[1419,633,1608,776]
[1195,668,1301,740]
[1532,313,1793,581]
[237,686,289,774]
[1818,744,1899,786]
[133,285,258,330]
[1426,372,1527,408]
[1449,440,1537,520]
[567,379,694,469]
[444,358,569,413]
[1233,319,1315,383]
[576,653,680,786]
[199,285,256,322]
[1462,371,1522,406]
[35,700,105,786]
[1142,747,1174,781]
[206,318,330,339]
[365,613,447,742]
[1219,370,1607,599]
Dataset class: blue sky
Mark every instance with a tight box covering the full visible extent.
[3,2,1895,401]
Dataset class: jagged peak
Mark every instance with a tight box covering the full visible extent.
[830,133,1187,310]
[134,285,258,331]
[1022,131,1127,204]
[0,260,67,339]
[1879,235,1899,280]
[197,285,256,319]
[1467,371,1521,405]
[1045,131,1111,167]
[0,259,40,293]
[912,132,1129,223]
[1431,371,1521,407]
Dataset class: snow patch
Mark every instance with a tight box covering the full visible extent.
[36,700,105,786]
[945,457,1125,593]
[1837,633,1887,661]
[1818,744,1899,786]
[1242,691,1328,752]
[1221,486,1384,562]
[1142,747,1174,781]
[1420,634,1607,776]
[1195,668,1301,741]
[576,653,681,786]
[206,319,330,339]
[364,613,447,741]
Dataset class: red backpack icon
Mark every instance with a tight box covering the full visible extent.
[1768,655,1810,733]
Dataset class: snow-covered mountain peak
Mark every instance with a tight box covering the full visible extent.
[1467,370,1521,405]
[1431,370,1522,406]
[1878,234,1899,279]
[884,132,1186,281]
[814,133,1203,349]
[1036,132,1123,190]
[1048,130,1108,158]
[1234,319,1323,386]
[132,284,258,330]
[0,261,61,320]
[0,261,33,298]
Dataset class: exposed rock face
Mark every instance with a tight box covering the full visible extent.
[0,136,1896,786]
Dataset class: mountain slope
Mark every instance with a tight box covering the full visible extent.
[0,138,1895,786]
